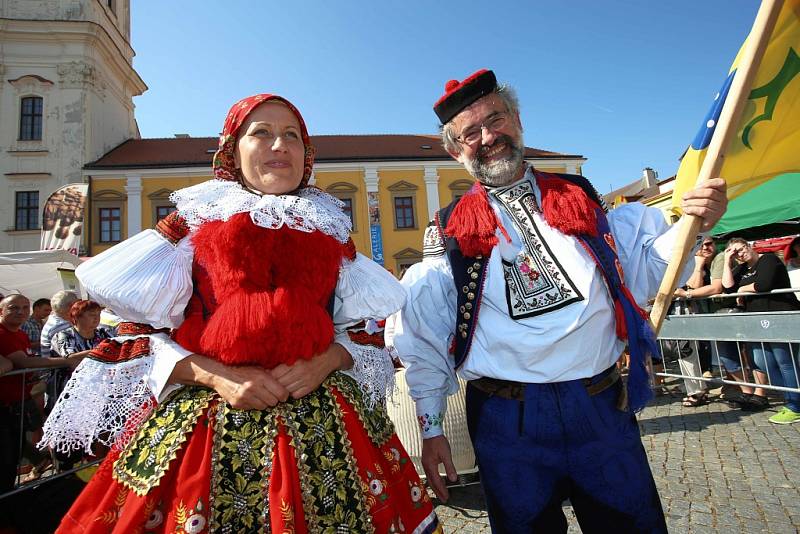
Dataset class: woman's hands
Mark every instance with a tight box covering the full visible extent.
[170,343,354,409]
[170,355,290,410]
[272,343,353,399]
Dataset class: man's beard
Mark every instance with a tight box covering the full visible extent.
[463,134,525,187]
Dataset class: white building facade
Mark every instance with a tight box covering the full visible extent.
[0,0,146,252]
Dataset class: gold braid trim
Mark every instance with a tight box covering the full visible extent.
[329,372,395,447]
[113,387,215,496]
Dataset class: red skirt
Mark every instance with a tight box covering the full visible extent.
[57,375,441,533]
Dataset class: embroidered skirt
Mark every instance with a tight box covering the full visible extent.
[57,374,441,534]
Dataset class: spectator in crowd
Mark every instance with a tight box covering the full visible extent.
[0,295,74,503]
[723,238,800,424]
[98,307,122,337]
[50,299,110,470]
[51,300,109,362]
[39,290,78,357]
[20,298,51,356]
[51,299,109,395]
[696,238,764,409]
[0,354,11,375]
[40,290,78,413]
[783,236,800,288]
[672,237,721,406]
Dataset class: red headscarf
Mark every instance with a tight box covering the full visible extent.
[212,94,316,188]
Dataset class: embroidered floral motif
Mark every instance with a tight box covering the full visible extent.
[514,251,542,289]
[366,466,388,501]
[155,211,190,245]
[408,480,430,509]
[388,517,407,532]
[493,180,584,319]
[417,413,444,434]
[422,224,447,259]
[94,486,128,526]
[280,499,296,534]
[143,501,163,530]
[173,499,206,534]
[113,387,214,496]
[383,446,408,474]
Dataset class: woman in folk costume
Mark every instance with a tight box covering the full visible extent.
[41,94,442,534]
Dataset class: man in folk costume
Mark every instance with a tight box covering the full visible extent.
[392,69,727,532]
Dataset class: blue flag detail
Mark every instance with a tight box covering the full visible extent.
[691,70,736,150]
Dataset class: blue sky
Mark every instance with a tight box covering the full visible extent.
[130,0,760,193]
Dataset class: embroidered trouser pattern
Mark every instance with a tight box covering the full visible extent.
[465,371,667,534]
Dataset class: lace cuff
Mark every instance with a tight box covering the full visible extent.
[335,330,395,410]
[39,354,156,454]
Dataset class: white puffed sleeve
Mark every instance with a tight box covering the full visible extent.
[333,252,407,322]
[76,229,194,329]
[391,251,460,439]
[41,230,197,453]
[333,253,406,408]
[608,203,698,307]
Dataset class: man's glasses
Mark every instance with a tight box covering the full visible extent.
[456,113,509,146]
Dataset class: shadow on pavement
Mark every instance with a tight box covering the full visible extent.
[640,395,751,436]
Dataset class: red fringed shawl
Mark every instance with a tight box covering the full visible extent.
[173,213,345,369]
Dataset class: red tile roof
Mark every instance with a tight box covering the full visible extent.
[85,135,582,169]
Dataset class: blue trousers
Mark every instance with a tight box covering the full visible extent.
[750,342,800,412]
[466,369,667,533]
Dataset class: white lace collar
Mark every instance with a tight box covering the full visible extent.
[170,180,352,243]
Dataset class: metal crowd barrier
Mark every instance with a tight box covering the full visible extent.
[0,367,103,503]
[656,289,800,397]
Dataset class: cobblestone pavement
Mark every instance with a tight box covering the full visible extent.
[433,387,800,533]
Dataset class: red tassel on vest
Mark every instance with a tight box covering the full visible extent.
[444,170,599,255]
[445,182,512,257]
[536,172,599,237]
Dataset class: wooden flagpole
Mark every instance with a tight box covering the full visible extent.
[649,0,784,333]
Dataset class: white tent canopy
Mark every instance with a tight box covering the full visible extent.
[0,250,83,301]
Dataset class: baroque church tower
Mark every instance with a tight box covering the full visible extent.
[0,0,146,252]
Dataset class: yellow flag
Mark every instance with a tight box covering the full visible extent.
[672,0,800,212]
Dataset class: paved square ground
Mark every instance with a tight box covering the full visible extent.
[434,389,800,533]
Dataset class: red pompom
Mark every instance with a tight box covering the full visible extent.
[445,79,460,92]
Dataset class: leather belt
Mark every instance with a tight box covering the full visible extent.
[469,367,621,402]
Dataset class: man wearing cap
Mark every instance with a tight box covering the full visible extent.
[392,69,727,532]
